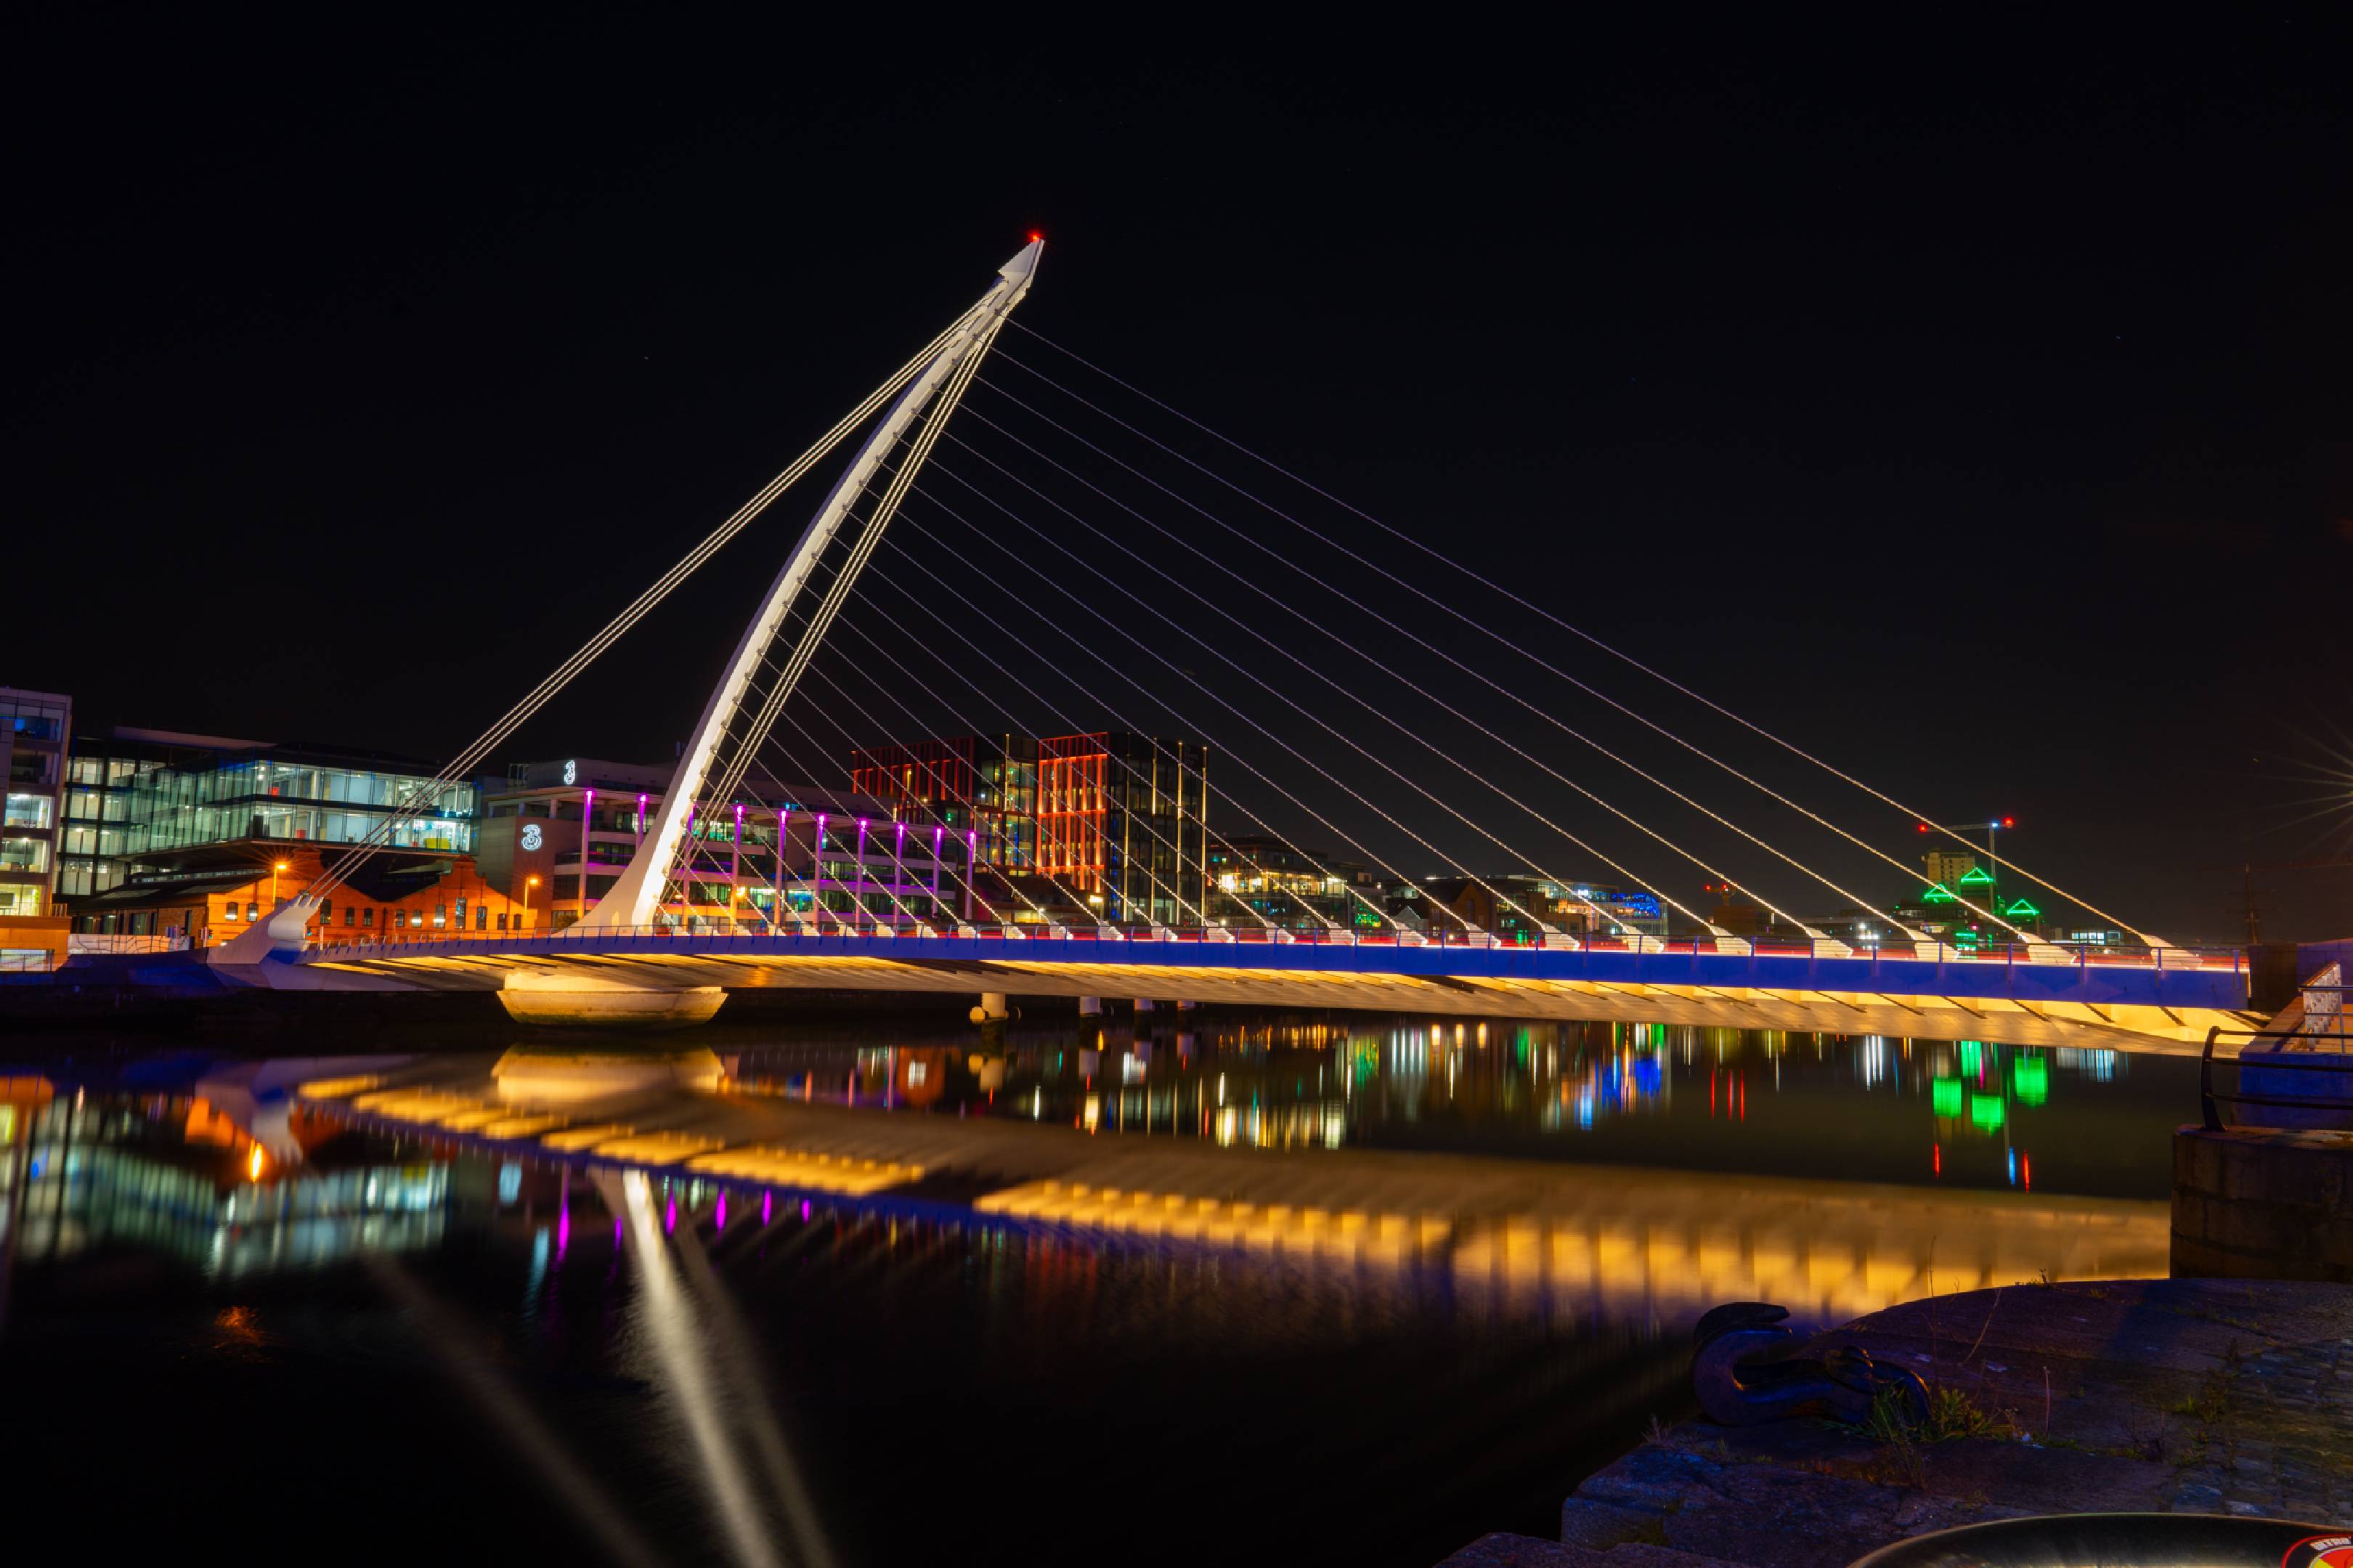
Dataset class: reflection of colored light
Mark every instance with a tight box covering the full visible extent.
[1933,1142,1941,1177]
[248,1144,265,1181]
[762,1190,773,1226]
[557,1201,570,1260]
[1970,1094,2004,1132]
[665,1196,678,1233]
[1932,1076,1963,1118]
[2007,1147,2017,1185]
[2022,1153,2031,1190]
[2012,1055,2049,1106]
[800,1201,810,1222]
[715,1192,727,1228]
[1632,1057,1661,1097]
[1959,1041,1982,1077]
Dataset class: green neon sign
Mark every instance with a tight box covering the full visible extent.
[1959,866,1994,886]
[1932,1076,1963,1118]
[2005,898,2041,919]
[2013,1054,2049,1106]
[1970,1093,2005,1132]
[1922,883,1958,903]
[1959,1040,1982,1076]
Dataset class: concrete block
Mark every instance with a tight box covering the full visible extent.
[1558,1500,1668,1550]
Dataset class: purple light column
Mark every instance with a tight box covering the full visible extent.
[775,806,792,929]
[854,818,869,927]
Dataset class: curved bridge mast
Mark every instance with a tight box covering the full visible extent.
[580,239,1043,933]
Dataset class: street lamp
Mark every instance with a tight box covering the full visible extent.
[524,874,539,930]
[271,860,290,905]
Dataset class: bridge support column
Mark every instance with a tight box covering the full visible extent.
[497,972,727,1029]
[970,991,1012,1024]
[1078,995,1102,1017]
[1134,998,1156,1013]
[1175,999,1198,1012]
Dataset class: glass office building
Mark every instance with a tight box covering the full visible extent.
[2,687,71,947]
[1036,733,1209,927]
[57,728,475,901]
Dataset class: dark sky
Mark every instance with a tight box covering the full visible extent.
[8,15,2350,943]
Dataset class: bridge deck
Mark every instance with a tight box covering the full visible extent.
[285,930,2256,1054]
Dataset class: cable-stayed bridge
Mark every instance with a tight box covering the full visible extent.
[211,239,2257,1054]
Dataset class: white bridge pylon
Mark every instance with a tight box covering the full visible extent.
[579,239,1044,933]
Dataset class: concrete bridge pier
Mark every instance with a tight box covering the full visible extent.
[970,991,1012,1024]
[497,972,726,1029]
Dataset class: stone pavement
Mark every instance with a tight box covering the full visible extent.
[1439,1278,2353,1568]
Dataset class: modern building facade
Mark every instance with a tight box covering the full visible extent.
[1204,832,1384,930]
[2,687,70,921]
[56,728,476,902]
[1391,873,1667,941]
[848,734,1039,874]
[47,723,489,948]
[475,758,951,930]
[851,731,1210,926]
[1035,734,1208,926]
[2,686,72,967]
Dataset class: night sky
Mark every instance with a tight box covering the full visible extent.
[9,17,2349,942]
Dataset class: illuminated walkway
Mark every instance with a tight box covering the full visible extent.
[276,927,2259,1055]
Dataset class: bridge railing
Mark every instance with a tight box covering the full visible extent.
[301,919,2243,975]
[2198,1018,2353,1132]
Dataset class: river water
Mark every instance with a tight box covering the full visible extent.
[0,1011,2190,1567]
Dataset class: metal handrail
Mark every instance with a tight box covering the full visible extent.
[2198,1023,2353,1132]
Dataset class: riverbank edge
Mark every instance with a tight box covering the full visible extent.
[1439,1277,2353,1568]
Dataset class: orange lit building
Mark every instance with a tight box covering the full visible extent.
[850,731,1209,925]
[66,840,526,948]
[1033,733,1208,926]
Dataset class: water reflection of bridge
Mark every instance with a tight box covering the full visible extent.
[301,1061,2164,1331]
